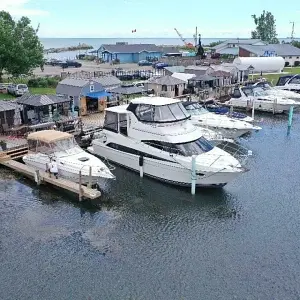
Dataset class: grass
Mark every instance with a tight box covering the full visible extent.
[253,67,300,85]
[0,87,56,101]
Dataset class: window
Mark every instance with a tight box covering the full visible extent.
[297,57,299,59]
[289,57,292,59]
[162,85,167,91]
[103,111,118,132]
[282,57,285,59]
[90,85,94,92]
[135,104,154,122]
[290,75,300,84]
[277,76,292,86]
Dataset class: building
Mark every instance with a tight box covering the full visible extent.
[160,47,182,57]
[56,78,111,115]
[145,76,186,98]
[184,65,215,76]
[93,76,122,91]
[0,100,21,131]
[212,39,266,56]
[164,66,185,76]
[238,44,300,66]
[97,43,163,63]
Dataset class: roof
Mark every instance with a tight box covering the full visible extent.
[160,47,181,54]
[16,94,69,107]
[110,85,144,95]
[172,72,196,83]
[239,44,300,56]
[189,74,216,81]
[185,65,212,71]
[164,66,185,74]
[58,78,90,87]
[93,76,122,87]
[130,96,180,106]
[0,100,17,112]
[213,39,265,50]
[27,130,72,143]
[211,70,231,77]
[99,44,161,54]
[217,47,239,55]
[148,75,186,85]
[105,104,129,113]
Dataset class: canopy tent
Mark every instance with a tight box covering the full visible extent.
[85,91,112,98]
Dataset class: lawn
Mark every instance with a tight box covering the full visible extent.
[253,67,300,85]
[0,87,56,101]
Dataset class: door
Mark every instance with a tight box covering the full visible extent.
[175,85,179,97]
[119,113,128,136]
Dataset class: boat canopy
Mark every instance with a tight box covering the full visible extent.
[27,130,72,143]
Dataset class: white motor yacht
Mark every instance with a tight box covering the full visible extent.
[88,97,247,188]
[274,74,300,93]
[182,101,261,139]
[253,81,300,101]
[23,130,115,185]
[226,86,300,113]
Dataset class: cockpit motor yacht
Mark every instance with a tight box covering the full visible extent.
[182,101,261,139]
[23,130,115,185]
[88,97,248,188]
[226,86,300,113]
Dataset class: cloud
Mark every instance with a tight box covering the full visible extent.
[0,0,49,16]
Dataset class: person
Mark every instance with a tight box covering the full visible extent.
[48,158,59,179]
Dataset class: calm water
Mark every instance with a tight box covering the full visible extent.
[1,113,300,300]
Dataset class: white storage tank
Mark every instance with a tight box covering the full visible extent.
[233,57,285,73]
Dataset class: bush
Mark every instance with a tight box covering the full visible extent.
[294,61,300,67]
[27,77,60,88]
[285,62,290,67]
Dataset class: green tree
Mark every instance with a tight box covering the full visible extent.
[291,40,300,48]
[208,40,223,48]
[0,11,44,80]
[251,10,279,44]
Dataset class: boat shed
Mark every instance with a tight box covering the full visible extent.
[97,43,163,63]
[0,100,21,132]
[16,94,72,125]
[188,74,217,89]
[56,78,111,115]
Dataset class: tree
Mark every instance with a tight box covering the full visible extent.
[0,11,44,80]
[251,10,279,44]
[291,40,300,49]
[208,40,223,48]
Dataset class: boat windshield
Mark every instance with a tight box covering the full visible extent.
[253,87,268,96]
[50,138,82,154]
[183,103,208,115]
[135,102,190,122]
[144,136,213,156]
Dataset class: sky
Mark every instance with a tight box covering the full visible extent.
[0,0,299,38]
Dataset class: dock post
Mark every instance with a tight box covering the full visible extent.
[191,155,196,195]
[34,170,41,186]
[79,170,83,201]
[287,105,294,135]
[273,98,277,114]
[88,166,92,188]
[251,99,255,120]
[139,155,144,178]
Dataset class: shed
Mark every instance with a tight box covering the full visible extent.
[97,43,163,63]
[56,78,108,115]
[164,66,185,76]
[184,65,215,76]
[188,74,217,89]
[145,75,186,98]
[16,94,70,124]
[93,76,122,90]
[0,100,21,131]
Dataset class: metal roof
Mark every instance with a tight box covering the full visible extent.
[185,65,212,70]
[164,66,185,74]
[239,44,300,56]
[58,78,90,87]
[16,94,69,107]
[93,76,122,87]
[149,75,186,86]
[0,100,17,112]
[213,39,265,50]
[189,75,216,81]
[160,47,181,54]
[110,86,145,95]
[99,44,161,54]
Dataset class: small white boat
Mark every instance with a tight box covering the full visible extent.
[226,86,300,113]
[253,81,300,101]
[182,101,261,139]
[88,97,247,188]
[23,130,115,185]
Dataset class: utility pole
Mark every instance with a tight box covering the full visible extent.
[290,21,295,40]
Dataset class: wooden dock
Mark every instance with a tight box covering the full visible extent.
[0,159,101,200]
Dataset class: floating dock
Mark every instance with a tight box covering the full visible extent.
[0,148,101,200]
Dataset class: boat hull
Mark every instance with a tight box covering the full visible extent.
[89,144,241,188]
[196,125,252,139]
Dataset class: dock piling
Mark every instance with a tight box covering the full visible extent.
[287,105,294,135]
[88,166,92,188]
[191,155,196,195]
[79,171,83,201]
[252,100,255,120]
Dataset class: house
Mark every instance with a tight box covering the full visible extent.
[145,76,186,98]
[212,39,266,56]
[164,66,185,76]
[184,65,215,76]
[56,78,111,115]
[238,44,300,66]
[16,94,71,124]
[97,43,163,63]
[171,72,196,83]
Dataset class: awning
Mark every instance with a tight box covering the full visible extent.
[85,91,112,98]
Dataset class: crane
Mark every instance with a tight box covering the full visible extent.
[174,28,194,49]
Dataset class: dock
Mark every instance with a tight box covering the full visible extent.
[0,158,101,201]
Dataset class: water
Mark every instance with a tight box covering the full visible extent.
[1,113,300,300]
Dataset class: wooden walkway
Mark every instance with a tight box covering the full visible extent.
[0,160,101,200]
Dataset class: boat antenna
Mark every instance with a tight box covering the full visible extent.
[290,21,295,40]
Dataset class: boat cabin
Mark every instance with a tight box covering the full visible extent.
[27,130,79,154]
[182,101,208,115]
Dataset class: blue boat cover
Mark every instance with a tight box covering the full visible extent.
[85,91,112,98]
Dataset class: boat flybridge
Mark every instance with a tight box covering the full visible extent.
[225,86,300,113]
[23,130,115,185]
[88,97,248,188]
[252,81,300,101]
[182,101,261,139]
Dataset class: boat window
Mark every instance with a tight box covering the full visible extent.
[241,88,252,97]
[50,137,82,154]
[276,76,292,86]
[28,139,38,152]
[36,141,52,154]
[119,113,128,135]
[169,102,190,118]
[184,103,208,115]
[154,105,174,122]
[289,75,300,84]
[143,137,213,157]
[233,88,242,98]
[135,104,154,122]
[104,111,119,132]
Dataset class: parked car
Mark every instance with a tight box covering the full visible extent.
[7,84,29,96]
[138,60,152,66]
[153,62,168,69]
[60,61,82,68]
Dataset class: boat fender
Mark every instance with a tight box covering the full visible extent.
[139,155,144,167]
